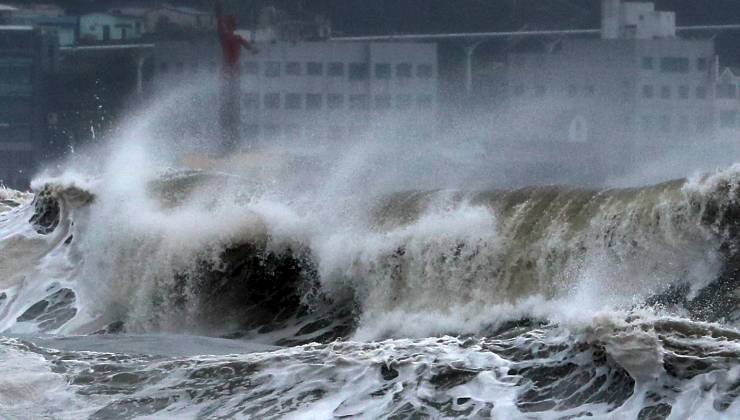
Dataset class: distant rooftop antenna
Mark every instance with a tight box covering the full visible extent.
[601,0,621,39]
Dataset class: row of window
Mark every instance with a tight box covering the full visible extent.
[248,61,434,80]
[509,55,710,74]
[242,92,435,111]
[241,124,354,141]
[641,56,709,73]
[512,83,714,100]
[158,60,435,80]
[639,114,713,133]
[511,84,597,97]
[641,84,708,100]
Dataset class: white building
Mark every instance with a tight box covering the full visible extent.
[601,0,676,40]
[151,39,438,148]
[79,12,144,42]
[716,67,740,135]
[502,0,720,178]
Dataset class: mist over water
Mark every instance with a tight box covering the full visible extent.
[1,75,739,418]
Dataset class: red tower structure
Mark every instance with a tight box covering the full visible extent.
[215,0,257,153]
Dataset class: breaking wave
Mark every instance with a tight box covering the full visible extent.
[1,164,739,418]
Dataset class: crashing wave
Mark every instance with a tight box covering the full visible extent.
[1,166,738,340]
[1,166,739,418]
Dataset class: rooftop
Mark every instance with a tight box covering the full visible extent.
[24,15,78,26]
[0,24,34,31]
[160,5,210,16]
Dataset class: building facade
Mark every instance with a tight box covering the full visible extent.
[109,5,214,34]
[151,39,438,150]
[501,0,720,180]
[716,67,740,136]
[79,13,144,43]
[15,16,78,46]
[0,25,56,188]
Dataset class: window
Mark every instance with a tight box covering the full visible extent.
[159,62,169,73]
[244,124,259,140]
[641,116,654,132]
[417,95,433,109]
[660,85,671,99]
[660,57,689,73]
[374,95,392,110]
[417,64,433,78]
[534,86,546,97]
[396,94,413,109]
[659,115,671,132]
[349,63,369,80]
[678,85,689,99]
[349,94,370,110]
[697,114,713,132]
[396,63,412,78]
[265,61,280,77]
[720,111,737,128]
[284,124,300,139]
[696,85,708,100]
[307,62,323,76]
[327,94,344,109]
[697,58,708,72]
[585,85,595,96]
[191,62,199,73]
[306,94,322,110]
[286,62,301,75]
[327,125,345,141]
[567,85,578,97]
[642,85,654,99]
[641,57,654,70]
[243,92,259,110]
[513,85,525,96]
[285,93,302,109]
[175,62,184,73]
[243,61,259,75]
[264,93,280,109]
[717,84,737,99]
[375,63,391,79]
[328,62,344,76]
[677,116,690,132]
[263,124,280,138]
[621,80,633,99]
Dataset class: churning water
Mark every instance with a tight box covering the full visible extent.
[1,158,739,419]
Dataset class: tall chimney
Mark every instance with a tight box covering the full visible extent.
[601,0,621,39]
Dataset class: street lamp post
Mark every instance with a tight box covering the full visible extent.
[463,39,486,95]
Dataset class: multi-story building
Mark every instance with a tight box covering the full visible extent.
[501,0,719,180]
[0,25,57,188]
[716,67,739,136]
[151,38,438,150]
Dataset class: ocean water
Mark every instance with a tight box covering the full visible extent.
[0,160,738,419]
